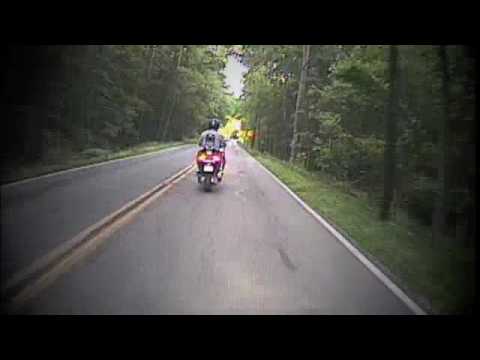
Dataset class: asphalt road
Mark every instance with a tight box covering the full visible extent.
[16,141,413,314]
[1,145,197,284]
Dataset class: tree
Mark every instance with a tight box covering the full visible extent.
[161,45,185,141]
[289,45,311,163]
[1,45,231,171]
[380,45,399,220]
[238,43,475,247]
[432,45,451,244]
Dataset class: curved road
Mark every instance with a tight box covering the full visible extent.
[1,145,197,284]
[9,142,413,314]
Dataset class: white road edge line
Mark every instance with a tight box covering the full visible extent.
[2,144,194,189]
[239,145,427,315]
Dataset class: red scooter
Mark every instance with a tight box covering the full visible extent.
[196,146,225,192]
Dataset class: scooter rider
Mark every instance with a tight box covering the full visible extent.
[198,118,226,173]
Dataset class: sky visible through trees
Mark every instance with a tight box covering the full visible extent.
[223,55,248,97]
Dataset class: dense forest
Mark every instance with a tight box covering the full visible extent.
[1,45,232,170]
[237,45,476,247]
[1,45,476,245]
[1,45,475,245]
[0,45,475,312]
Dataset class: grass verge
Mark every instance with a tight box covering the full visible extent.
[243,146,474,314]
[2,140,196,185]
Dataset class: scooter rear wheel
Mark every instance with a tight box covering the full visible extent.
[203,174,212,192]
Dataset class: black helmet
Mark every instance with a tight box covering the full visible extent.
[208,118,221,131]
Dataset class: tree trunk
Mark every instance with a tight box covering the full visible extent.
[258,117,263,152]
[380,45,399,221]
[162,46,184,142]
[268,124,273,154]
[432,45,451,244]
[282,84,289,160]
[263,122,267,154]
[162,91,177,142]
[154,96,166,140]
[305,84,316,171]
[251,115,258,148]
[255,116,261,151]
[394,49,409,220]
[83,45,96,134]
[147,45,157,81]
[289,45,311,163]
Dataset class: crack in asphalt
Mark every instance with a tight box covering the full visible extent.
[278,247,298,272]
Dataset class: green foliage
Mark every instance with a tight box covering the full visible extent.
[81,148,111,158]
[406,176,438,226]
[313,114,384,185]
[240,45,475,251]
[317,46,388,138]
[4,45,231,163]
[247,148,475,314]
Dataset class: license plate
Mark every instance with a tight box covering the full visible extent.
[204,165,214,173]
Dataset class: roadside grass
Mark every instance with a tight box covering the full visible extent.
[244,147,474,314]
[2,140,196,185]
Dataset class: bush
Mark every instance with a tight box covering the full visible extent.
[42,130,74,163]
[81,148,111,158]
[312,115,384,188]
[405,176,437,226]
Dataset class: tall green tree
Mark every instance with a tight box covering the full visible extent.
[380,45,400,220]
[2,45,231,165]
[239,44,475,246]
[290,45,311,163]
[432,45,451,243]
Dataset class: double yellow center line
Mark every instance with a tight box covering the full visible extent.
[2,163,195,314]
